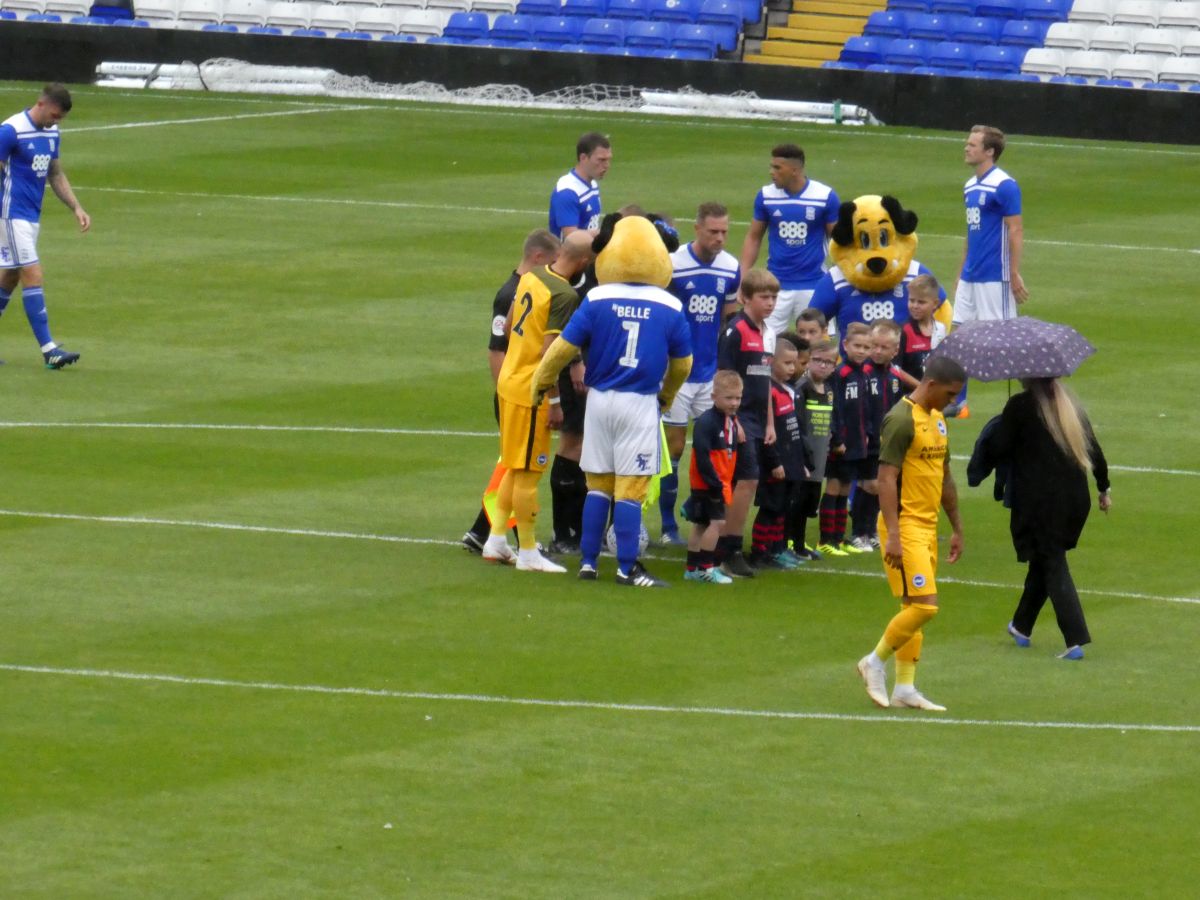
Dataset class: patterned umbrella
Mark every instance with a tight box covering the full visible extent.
[929,317,1095,382]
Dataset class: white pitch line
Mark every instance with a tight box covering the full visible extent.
[0,508,1195,605]
[0,421,1194,479]
[75,185,1200,257]
[69,105,374,133]
[2,663,1196,734]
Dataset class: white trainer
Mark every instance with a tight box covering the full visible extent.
[890,689,947,712]
[482,542,516,566]
[515,551,567,574]
[857,655,890,708]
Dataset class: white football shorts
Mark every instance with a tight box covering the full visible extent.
[580,389,662,477]
[662,379,714,427]
[0,219,40,269]
[954,280,1016,324]
[765,288,814,335]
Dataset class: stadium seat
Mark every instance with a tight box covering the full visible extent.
[1183,32,1200,56]
[930,0,973,15]
[531,13,583,41]
[884,37,935,66]
[309,3,355,32]
[1159,1,1200,29]
[973,43,1021,71]
[1094,76,1134,86]
[624,17,669,46]
[737,0,759,23]
[1158,55,1200,82]
[929,39,975,68]
[201,20,238,29]
[69,13,106,21]
[244,22,281,32]
[172,0,220,25]
[114,16,151,23]
[471,0,518,12]
[1021,45,1068,74]
[379,0,428,9]
[605,0,648,18]
[42,0,89,16]
[354,7,402,33]
[1044,22,1091,50]
[864,9,908,37]
[887,0,930,11]
[907,12,958,40]
[397,7,447,32]
[489,11,534,39]
[1065,48,1121,76]
[25,11,61,18]
[222,0,269,27]
[1133,26,1182,55]
[1048,73,1089,82]
[650,0,699,23]
[0,8,16,17]
[953,15,1000,43]
[1141,79,1181,89]
[1020,0,1070,21]
[580,14,623,43]
[443,9,489,37]
[999,19,1047,46]
[840,35,885,65]
[290,26,327,35]
[670,21,716,54]
[1067,0,1115,23]
[515,0,559,14]
[379,31,418,38]
[335,28,372,36]
[865,62,909,71]
[266,1,316,29]
[973,0,1017,17]
[1111,0,1161,27]
[7,0,43,12]
[427,0,471,10]
[1189,81,1200,91]
[562,0,603,15]
[698,0,738,30]
[1089,24,1138,52]
[1110,52,1161,80]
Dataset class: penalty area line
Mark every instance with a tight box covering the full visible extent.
[2,663,1197,734]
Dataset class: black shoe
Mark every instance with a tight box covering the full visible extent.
[578,563,598,581]
[461,531,485,554]
[547,539,580,556]
[615,561,669,588]
[749,553,787,570]
[720,551,756,578]
[44,346,80,369]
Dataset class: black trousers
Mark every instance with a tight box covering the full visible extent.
[1011,550,1091,647]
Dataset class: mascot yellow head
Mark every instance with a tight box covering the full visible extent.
[829,195,919,294]
[593,212,678,287]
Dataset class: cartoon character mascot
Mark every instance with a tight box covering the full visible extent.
[531,213,693,587]
[809,194,953,345]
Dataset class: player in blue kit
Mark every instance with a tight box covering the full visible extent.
[548,131,611,238]
[739,143,839,337]
[809,260,946,352]
[658,201,742,546]
[532,214,692,588]
[0,84,90,369]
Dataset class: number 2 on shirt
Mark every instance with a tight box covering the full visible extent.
[512,292,534,336]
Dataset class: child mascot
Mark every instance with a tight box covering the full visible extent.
[810,194,953,342]
[531,213,693,587]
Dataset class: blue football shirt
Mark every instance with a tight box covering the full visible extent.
[669,243,741,384]
[961,166,1021,283]
[561,282,692,395]
[752,178,839,290]
[548,169,601,238]
[0,110,60,222]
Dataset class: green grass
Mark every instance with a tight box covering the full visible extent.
[0,81,1197,898]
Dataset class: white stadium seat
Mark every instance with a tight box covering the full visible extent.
[1133,26,1183,55]
[1045,21,1093,49]
[426,0,470,10]
[1182,32,1200,57]
[1110,50,1162,80]
[0,0,46,13]
[379,0,426,9]
[222,0,270,25]
[265,0,318,27]
[1158,55,1200,82]
[353,5,401,31]
[1158,1,1200,29]
[175,0,223,24]
[1064,48,1121,77]
[396,6,445,31]
[308,1,354,29]
[336,0,380,7]
[1067,0,1117,25]
[1022,47,1068,75]
[470,0,515,11]
[42,0,90,15]
[1088,24,1138,52]
[1111,0,1165,27]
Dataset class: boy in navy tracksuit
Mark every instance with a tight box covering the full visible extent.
[819,322,874,555]
[750,336,813,569]
[683,371,743,584]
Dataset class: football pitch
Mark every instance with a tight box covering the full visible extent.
[1,80,1198,898]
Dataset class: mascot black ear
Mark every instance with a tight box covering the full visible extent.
[880,195,919,235]
[649,215,681,253]
[831,200,858,247]
[591,212,623,255]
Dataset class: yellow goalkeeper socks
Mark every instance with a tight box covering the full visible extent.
[874,603,937,662]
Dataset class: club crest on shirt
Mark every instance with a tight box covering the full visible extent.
[806,206,815,221]
[491,315,507,337]
[937,419,947,435]
[912,574,927,588]
[717,278,726,294]
[537,454,548,466]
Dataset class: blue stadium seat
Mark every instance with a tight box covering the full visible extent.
[840,35,885,65]
[671,21,717,54]
[887,0,931,12]
[114,17,150,24]
[953,15,1000,42]
[0,9,16,18]
[580,15,624,43]
[246,24,281,33]
[738,0,760,23]
[974,0,1017,16]
[883,37,934,66]
[380,33,417,40]
[625,17,671,47]
[26,12,63,20]
[1048,74,1088,83]
[491,13,536,41]
[973,43,1021,71]
[866,62,910,72]
[1019,0,1069,20]
[907,12,959,40]
[1189,83,1200,92]
[864,10,908,37]
[444,10,490,38]
[823,60,861,69]
[516,0,561,15]
[650,0,700,23]
[1095,77,1134,87]
[930,0,974,15]
[69,14,107,23]
[929,40,976,67]
[1142,81,1181,90]
[291,27,326,36]
[562,0,606,17]
[531,14,584,42]
[336,29,372,38]
[606,0,648,18]
[201,21,238,30]
[999,18,1047,46]
[698,0,738,48]
[670,47,710,58]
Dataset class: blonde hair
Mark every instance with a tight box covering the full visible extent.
[845,322,871,340]
[713,370,743,392]
[869,319,901,340]
[1028,378,1092,472]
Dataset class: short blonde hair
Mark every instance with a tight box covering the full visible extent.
[713,370,743,393]
[908,273,939,299]
[740,268,780,298]
[809,338,837,357]
[845,322,871,340]
[870,319,901,340]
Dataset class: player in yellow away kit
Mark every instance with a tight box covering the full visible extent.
[482,231,594,573]
[857,355,967,711]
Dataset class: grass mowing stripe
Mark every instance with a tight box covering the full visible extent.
[69,105,375,132]
[3,662,1197,733]
[0,507,1194,605]
[75,185,1200,256]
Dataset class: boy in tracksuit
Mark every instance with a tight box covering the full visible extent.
[683,371,743,584]
[851,319,908,550]
[819,322,874,556]
[789,336,837,560]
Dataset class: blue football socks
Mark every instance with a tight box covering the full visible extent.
[579,491,612,569]
[612,499,643,576]
[22,286,54,349]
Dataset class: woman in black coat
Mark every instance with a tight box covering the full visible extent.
[971,377,1111,659]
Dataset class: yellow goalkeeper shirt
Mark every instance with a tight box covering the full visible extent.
[497,265,579,408]
[878,396,949,529]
